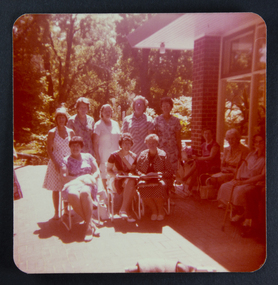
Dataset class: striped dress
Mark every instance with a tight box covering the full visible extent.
[122,113,154,155]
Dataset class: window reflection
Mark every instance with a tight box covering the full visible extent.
[230,33,253,73]
[224,77,251,137]
[254,25,266,71]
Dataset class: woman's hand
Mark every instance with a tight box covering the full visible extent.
[234,180,245,186]
[54,162,61,173]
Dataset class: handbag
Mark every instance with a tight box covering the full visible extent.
[199,174,218,200]
[175,160,194,184]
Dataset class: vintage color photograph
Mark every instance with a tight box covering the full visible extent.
[13,13,266,273]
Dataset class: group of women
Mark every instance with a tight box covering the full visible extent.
[180,127,265,236]
[42,95,265,241]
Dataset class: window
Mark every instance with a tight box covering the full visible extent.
[221,28,255,78]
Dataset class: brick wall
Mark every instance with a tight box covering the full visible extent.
[191,36,221,154]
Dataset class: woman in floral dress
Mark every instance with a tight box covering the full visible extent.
[154,97,181,173]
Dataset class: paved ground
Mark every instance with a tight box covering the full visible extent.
[13,165,266,274]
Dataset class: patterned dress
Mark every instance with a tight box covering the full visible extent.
[212,143,250,185]
[43,128,71,192]
[61,153,98,200]
[154,115,181,172]
[107,150,136,194]
[134,148,174,198]
[94,119,121,179]
[122,113,154,155]
[67,114,95,156]
[217,151,265,207]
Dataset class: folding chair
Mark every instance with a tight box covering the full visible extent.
[59,181,103,231]
[106,181,115,222]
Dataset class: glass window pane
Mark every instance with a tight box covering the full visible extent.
[224,77,251,140]
[229,33,253,73]
[254,25,266,71]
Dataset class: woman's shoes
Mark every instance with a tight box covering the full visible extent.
[218,203,225,209]
[84,225,93,242]
[230,214,244,223]
[119,211,128,220]
[53,213,59,220]
[157,214,165,221]
[240,219,253,238]
[151,214,157,221]
[127,216,136,223]
[92,226,100,237]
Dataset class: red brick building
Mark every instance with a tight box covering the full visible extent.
[127,13,266,152]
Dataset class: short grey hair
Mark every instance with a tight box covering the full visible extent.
[225,128,241,142]
[100,104,113,119]
[145,133,159,144]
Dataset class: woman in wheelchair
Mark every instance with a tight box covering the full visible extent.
[61,136,101,241]
[106,133,137,222]
[132,134,174,221]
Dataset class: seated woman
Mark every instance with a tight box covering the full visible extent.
[106,133,137,222]
[217,133,265,236]
[210,128,250,189]
[182,128,221,193]
[61,136,101,242]
[133,134,174,221]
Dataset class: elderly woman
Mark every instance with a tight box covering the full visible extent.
[210,128,250,188]
[67,97,95,156]
[61,136,101,241]
[182,128,221,193]
[93,104,121,188]
[107,133,137,222]
[43,106,74,220]
[122,95,154,155]
[217,133,265,235]
[154,97,182,174]
[133,134,174,221]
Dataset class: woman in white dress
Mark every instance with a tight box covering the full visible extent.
[43,107,74,219]
[93,104,121,188]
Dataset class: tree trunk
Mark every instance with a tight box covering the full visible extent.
[140,49,150,99]
[163,50,180,97]
[59,16,75,104]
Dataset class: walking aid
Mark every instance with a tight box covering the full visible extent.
[221,157,246,231]
[221,182,236,231]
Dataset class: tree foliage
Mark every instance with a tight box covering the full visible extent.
[13,14,193,154]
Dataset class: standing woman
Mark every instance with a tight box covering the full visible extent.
[154,97,182,173]
[67,97,95,156]
[122,95,154,155]
[93,104,121,188]
[43,107,74,219]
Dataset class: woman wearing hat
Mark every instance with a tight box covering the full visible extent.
[43,106,75,220]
